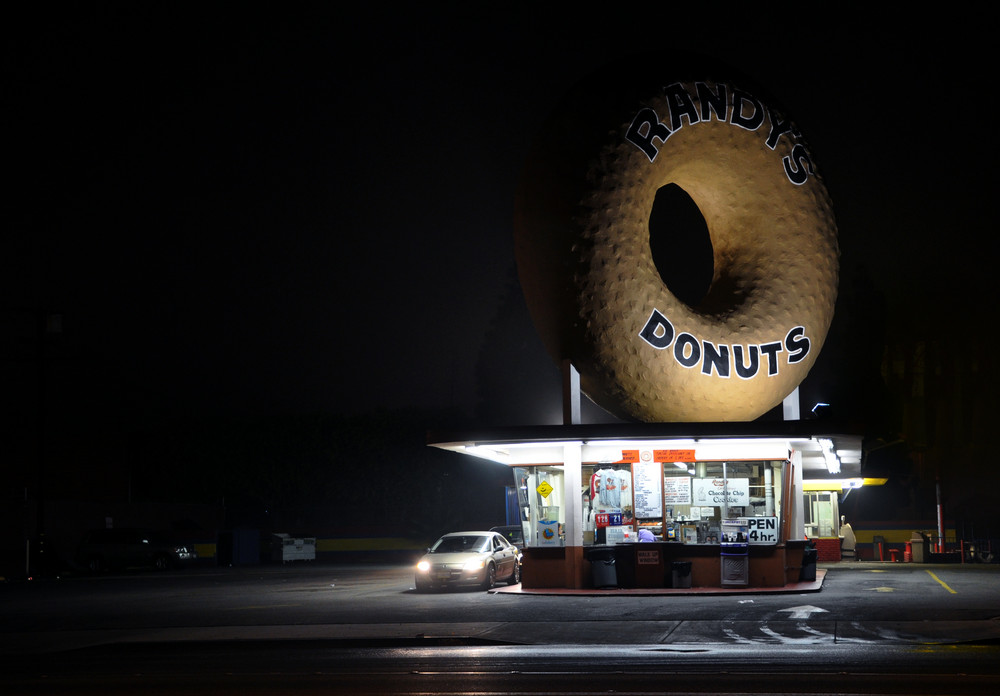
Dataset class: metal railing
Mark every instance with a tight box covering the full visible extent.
[861,535,999,563]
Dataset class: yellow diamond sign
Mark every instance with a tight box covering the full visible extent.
[537,481,554,498]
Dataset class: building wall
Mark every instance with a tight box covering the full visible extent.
[813,537,841,562]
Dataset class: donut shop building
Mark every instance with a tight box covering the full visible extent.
[433,55,861,591]
[429,421,864,590]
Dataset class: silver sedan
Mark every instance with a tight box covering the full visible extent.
[414,531,521,591]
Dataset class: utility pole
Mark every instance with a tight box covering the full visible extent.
[33,310,61,577]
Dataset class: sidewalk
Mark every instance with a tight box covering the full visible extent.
[492,570,826,596]
[492,559,1000,596]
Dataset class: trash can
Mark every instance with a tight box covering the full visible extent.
[910,532,929,563]
[586,546,618,589]
[800,546,817,581]
[671,561,692,589]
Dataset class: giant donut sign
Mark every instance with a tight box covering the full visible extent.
[514,56,838,422]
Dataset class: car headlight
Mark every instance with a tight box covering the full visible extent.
[463,558,485,571]
[416,560,431,573]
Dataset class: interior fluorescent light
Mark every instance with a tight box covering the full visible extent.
[823,450,840,474]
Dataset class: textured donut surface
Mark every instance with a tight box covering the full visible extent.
[514,59,838,422]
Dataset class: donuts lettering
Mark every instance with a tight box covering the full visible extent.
[639,309,811,378]
[514,58,838,422]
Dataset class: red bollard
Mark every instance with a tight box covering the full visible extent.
[904,540,913,562]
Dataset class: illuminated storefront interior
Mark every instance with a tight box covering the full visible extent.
[430,422,866,589]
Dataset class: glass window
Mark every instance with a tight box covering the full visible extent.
[804,491,839,538]
[513,466,565,547]
[664,460,784,544]
[583,463,634,543]
[513,458,788,546]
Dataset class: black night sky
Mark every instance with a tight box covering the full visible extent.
[3,6,998,544]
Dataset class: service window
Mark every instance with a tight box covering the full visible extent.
[664,460,785,544]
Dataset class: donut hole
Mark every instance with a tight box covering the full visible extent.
[649,184,714,308]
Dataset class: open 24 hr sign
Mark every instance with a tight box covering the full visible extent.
[744,517,778,545]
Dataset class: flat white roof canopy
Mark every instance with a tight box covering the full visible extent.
[429,421,864,482]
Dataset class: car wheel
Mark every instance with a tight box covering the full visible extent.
[481,562,497,590]
[152,554,170,571]
[508,560,521,586]
[415,579,431,593]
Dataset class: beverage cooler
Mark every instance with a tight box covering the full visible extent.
[720,520,749,587]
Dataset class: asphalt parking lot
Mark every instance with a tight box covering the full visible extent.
[2,559,999,652]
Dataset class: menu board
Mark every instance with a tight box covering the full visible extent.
[663,476,692,505]
[632,462,662,518]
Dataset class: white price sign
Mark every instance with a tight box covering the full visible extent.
[633,461,662,518]
[745,516,778,545]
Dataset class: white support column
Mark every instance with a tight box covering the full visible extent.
[790,450,805,540]
[561,360,585,587]
[563,442,582,548]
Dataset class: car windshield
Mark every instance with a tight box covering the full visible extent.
[431,535,489,553]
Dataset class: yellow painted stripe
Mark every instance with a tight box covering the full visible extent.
[926,569,957,594]
[194,543,216,558]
